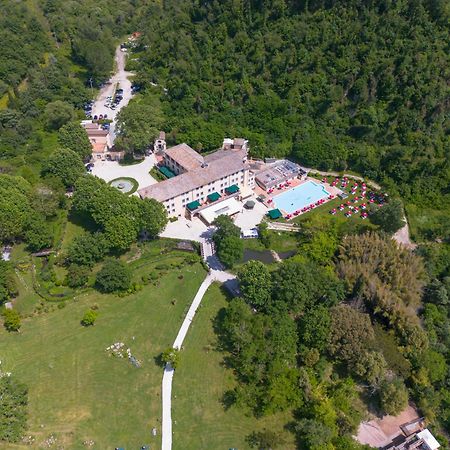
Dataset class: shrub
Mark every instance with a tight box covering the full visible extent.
[65,264,89,288]
[161,347,180,368]
[81,309,98,326]
[2,309,21,332]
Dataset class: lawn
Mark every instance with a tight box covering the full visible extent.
[0,259,206,449]
[172,283,296,450]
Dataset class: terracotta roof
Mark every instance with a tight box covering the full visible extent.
[139,149,248,202]
[86,129,108,137]
[92,142,107,153]
[83,123,100,130]
[164,143,204,171]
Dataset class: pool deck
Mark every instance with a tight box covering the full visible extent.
[257,177,342,219]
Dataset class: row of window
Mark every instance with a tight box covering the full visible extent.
[163,171,248,208]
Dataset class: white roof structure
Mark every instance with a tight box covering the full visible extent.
[199,197,242,225]
[242,228,259,239]
[417,429,440,450]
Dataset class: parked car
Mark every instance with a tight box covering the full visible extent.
[93,115,98,120]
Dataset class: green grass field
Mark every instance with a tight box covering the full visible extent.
[0,258,206,449]
[172,283,296,450]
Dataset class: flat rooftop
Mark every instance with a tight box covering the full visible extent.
[255,160,301,189]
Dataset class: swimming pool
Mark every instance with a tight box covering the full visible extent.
[274,181,331,214]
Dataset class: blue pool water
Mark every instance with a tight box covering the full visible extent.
[274,181,330,214]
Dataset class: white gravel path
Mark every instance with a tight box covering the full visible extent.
[161,267,235,450]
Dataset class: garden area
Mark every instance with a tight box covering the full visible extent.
[0,249,206,449]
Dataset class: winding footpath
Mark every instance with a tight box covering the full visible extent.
[161,242,235,450]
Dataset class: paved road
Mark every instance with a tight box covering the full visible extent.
[92,46,134,144]
[161,256,235,450]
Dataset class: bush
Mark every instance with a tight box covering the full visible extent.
[95,259,132,293]
[2,309,21,332]
[81,309,98,326]
[65,264,89,288]
[161,347,180,368]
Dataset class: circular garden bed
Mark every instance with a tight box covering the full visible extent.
[109,177,139,195]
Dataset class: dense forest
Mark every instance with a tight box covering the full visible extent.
[131,0,450,241]
[210,213,450,448]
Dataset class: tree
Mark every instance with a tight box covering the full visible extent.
[271,260,343,314]
[216,235,243,268]
[337,233,425,330]
[0,376,28,442]
[67,233,108,268]
[44,100,75,130]
[247,429,284,449]
[258,221,272,248]
[0,261,17,305]
[2,309,21,332]
[238,261,272,309]
[329,305,375,366]
[58,122,92,160]
[161,347,180,368]
[65,264,90,288]
[31,184,61,218]
[379,378,408,416]
[81,309,98,326]
[138,198,168,238]
[213,214,241,240]
[369,199,405,234]
[104,216,137,252]
[42,148,85,187]
[24,215,53,252]
[115,96,163,154]
[0,175,31,242]
[298,305,331,353]
[95,259,132,293]
[295,419,335,449]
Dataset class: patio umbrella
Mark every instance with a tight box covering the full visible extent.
[244,200,256,209]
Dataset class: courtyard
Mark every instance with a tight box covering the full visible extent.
[91,155,158,191]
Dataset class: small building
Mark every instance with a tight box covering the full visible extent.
[242,228,259,239]
[154,131,166,154]
[384,428,440,450]
[82,122,123,161]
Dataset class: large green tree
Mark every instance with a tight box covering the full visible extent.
[0,175,32,243]
[43,100,75,130]
[42,148,85,187]
[58,122,92,160]
[95,259,132,293]
[238,260,272,309]
[370,199,405,234]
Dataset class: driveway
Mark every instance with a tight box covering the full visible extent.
[91,155,158,190]
[92,46,134,143]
